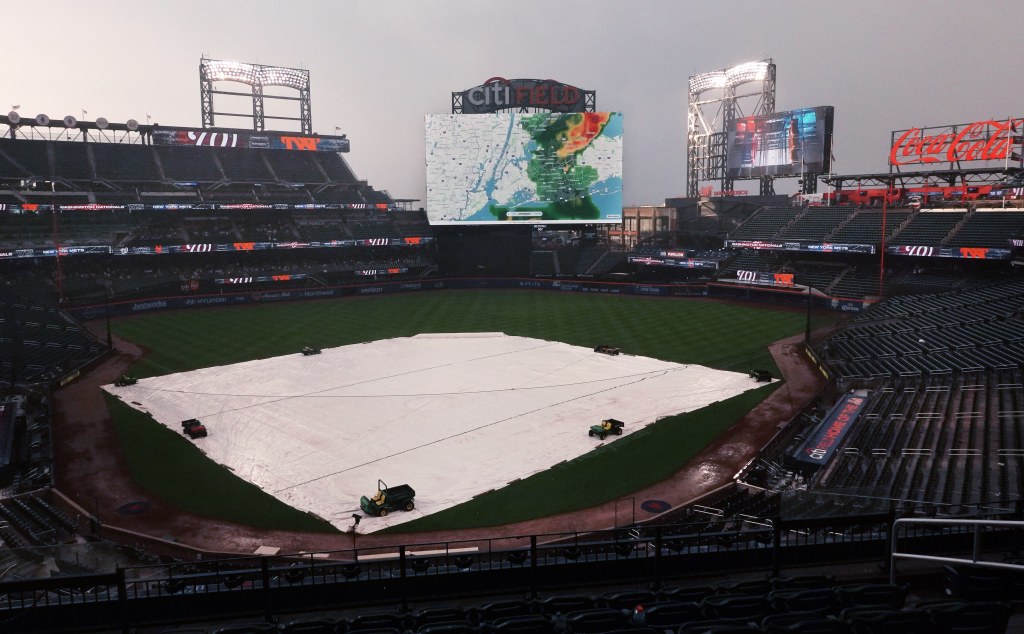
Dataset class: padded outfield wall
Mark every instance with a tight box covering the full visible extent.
[63,276,870,322]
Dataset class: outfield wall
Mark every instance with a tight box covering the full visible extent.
[64,276,869,322]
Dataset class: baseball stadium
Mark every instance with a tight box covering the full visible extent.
[0,57,1022,634]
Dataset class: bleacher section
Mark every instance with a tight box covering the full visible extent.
[807,372,1024,508]
[0,136,395,207]
[90,142,162,182]
[154,146,224,182]
[892,209,968,245]
[214,148,273,183]
[0,297,106,385]
[947,208,1024,247]
[729,206,802,240]
[829,208,911,244]
[777,207,855,242]
[826,280,1024,378]
[0,138,50,180]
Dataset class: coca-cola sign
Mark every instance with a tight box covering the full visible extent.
[889,118,1022,167]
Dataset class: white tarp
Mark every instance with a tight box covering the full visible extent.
[106,334,764,533]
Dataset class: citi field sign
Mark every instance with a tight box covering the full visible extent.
[889,118,1022,167]
[456,77,592,113]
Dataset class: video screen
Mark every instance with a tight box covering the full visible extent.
[425,112,622,225]
[726,106,833,178]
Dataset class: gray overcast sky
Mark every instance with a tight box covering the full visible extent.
[6,0,1021,205]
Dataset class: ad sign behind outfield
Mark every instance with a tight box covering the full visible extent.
[889,118,1022,167]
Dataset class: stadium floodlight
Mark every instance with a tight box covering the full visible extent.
[258,66,309,90]
[688,70,728,95]
[200,59,310,90]
[724,60,769,87]
[688,60,770,95]
[200,57,312,134]
[201,59,259,85]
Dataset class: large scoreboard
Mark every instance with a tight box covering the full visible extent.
[425,112,622,225]
[725,106,834,179]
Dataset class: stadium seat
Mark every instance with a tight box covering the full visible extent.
[768,587,840,615]
[415,622,476,634]
[700,593,773,621]
[677,620,761,634]
[278,617,341,633]
[562,607,629,633]
[761,612,849,633]
[598,589,658,610]
[347,612,406,632]
[410,607,469,629]
[925,600,1012,634]
[638,600,701,629]
[210,624,277,634]
[535,595,594,615]
[483,614,553,633]
[833,583,908,609]
[470,600,534,624]
[942,564,1011,601]
[841,608,929,634]
[657,585,716,603]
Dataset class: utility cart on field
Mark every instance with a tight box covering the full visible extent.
[181,419,208,439]
[589,418,625,440]
[301,346,322,356]
[114,375,138,387]
[360,479,416,517]
[749,369,773,382]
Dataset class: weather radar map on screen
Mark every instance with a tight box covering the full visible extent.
[426,112,622,225]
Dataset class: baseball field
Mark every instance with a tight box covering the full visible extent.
[105,289,828,533]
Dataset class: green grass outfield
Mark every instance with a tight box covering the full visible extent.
[108,290,829,533]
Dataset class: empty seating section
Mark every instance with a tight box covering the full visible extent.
[894,209,967,244]
[362,188,393,205]
[234,212,297,242]
[0,139,50,179]
[829,209,911,244]
[0,212,52,247]
[0,298,105,385]
[318,153,359,183]
[830,280,1024,378]
[51,142,94,181]
[56,210,125,245]
[122,213,187,246]
[806,372,1024,509]
[719,252,785,276]
[391,210,432,237]
[531,251,556,275]
[799,281,1024,509]
[830,269,885,300]
[947,209,1024,247]
[293,211,351,242]
[215,148,273,183]
[155,146,222,182]
[269,152,324,183]
[349,219,401,240]
[183,216,236,242]
[91,143,161,181]
[777,207,855,242]
[729,206,801,240]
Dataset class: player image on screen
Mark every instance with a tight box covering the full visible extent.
[425,112,623,225]
[726,106,833,179]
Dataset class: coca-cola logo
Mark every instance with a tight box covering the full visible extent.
[890,118,1021,166]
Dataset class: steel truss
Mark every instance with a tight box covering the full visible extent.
[687,60,777,197]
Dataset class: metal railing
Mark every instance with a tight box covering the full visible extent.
[890,517,1024,583]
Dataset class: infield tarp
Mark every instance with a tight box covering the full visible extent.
[106,333,766,533]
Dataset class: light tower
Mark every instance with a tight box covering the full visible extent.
[687,59,775,197]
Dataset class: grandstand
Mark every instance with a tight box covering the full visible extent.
[1,80,1023,631]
